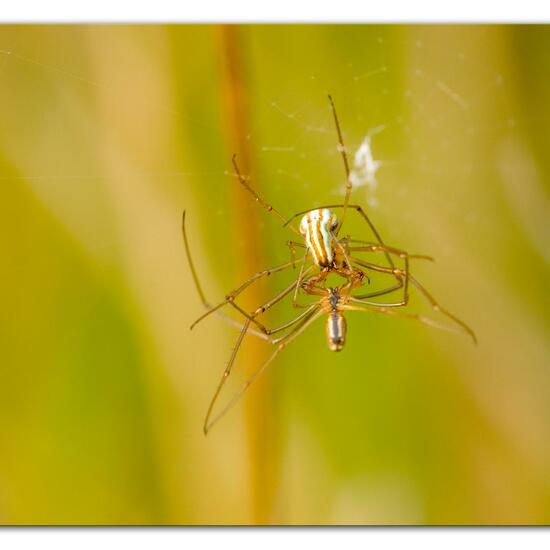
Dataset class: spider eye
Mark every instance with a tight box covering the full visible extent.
[330,216,338,231]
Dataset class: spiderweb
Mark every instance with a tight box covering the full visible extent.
[0,26,522,265]
[4,27,550,528]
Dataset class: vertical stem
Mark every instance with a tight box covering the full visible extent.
[215,24,275,525]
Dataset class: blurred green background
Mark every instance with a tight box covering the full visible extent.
[0,24,549,525]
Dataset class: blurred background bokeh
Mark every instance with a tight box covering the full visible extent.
[0,24,549,525]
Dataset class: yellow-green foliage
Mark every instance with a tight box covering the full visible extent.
[0,24,549,524]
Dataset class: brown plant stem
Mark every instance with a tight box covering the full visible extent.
[215,24,276,525]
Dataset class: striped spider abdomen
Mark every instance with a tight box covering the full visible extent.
[299,208,339,267]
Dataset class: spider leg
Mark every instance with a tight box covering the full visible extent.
[203,287,322,435]
[349,282,404,301]
[182,211,266,337]
[183,210,311,337]
[342,303,461,335]
[327,95,353,235]
[203,301,323,435]
[182,211,208,305]
[349,253,410,307]
[203,316,251,435]
[265,302,321,337]
[283,242,331,309]
[291,250,314,308]
[204,306,325,434]
[346,244,433,308]
[345,241,434,263]
[350,255,476,342]
[232,155,301,237]
[408,274,477,344]
[346,278,477,344]
[230,269,316,334]
[346,241,431,306]
[189,259,302,330]
[332,234,353,268]
[286,240,306,269]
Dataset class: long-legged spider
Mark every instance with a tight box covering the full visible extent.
[182,96,476,435]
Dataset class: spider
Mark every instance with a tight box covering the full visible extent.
[182,96,476,435]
